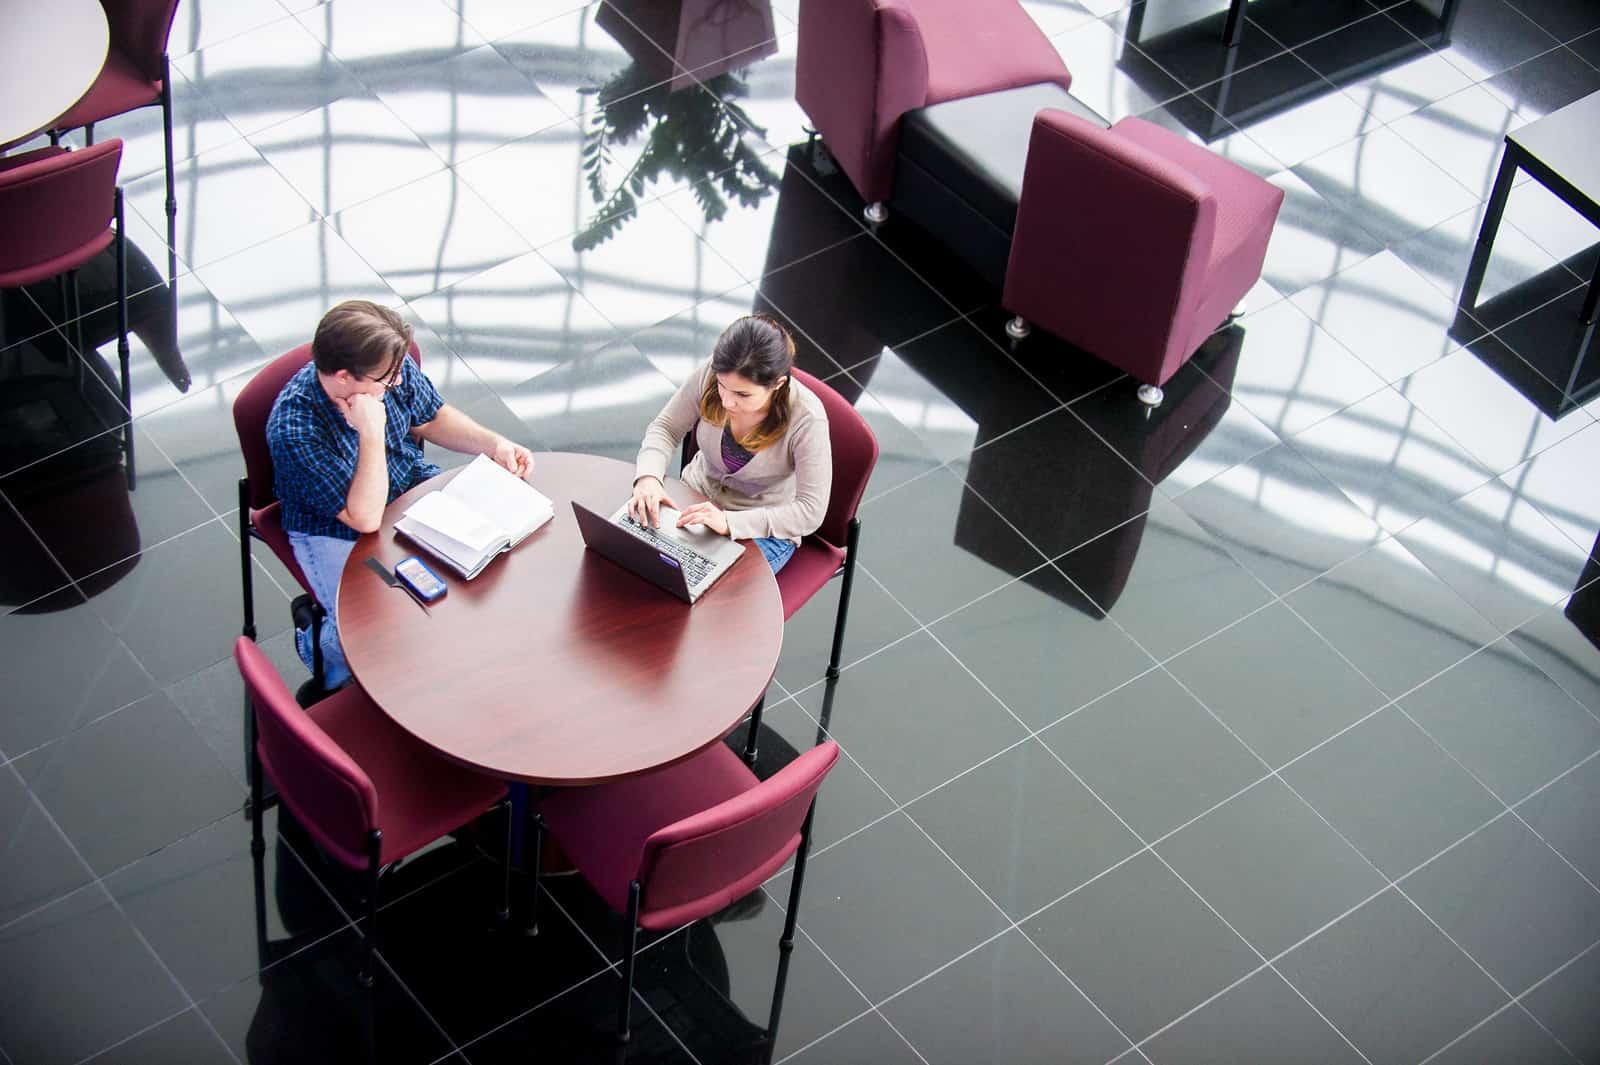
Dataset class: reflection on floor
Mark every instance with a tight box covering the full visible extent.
[3,0,1600,1063]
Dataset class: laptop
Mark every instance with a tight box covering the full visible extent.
[572,500,746,603]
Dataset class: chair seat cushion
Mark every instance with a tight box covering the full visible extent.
[541,741,757,916]
[309,686,507,867]
[52,48,162,131]
[250,503,315,598]
[901,83,1106,235]
[776,537,845,621]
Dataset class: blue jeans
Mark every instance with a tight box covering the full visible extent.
[287,531,355,689]
[755,536,796,574]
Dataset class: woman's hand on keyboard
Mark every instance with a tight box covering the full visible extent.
[675,501,729,536]
[629,476,678,528]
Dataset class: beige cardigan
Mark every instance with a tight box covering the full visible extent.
[635,360,832,544]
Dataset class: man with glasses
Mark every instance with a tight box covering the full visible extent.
[267,300,534,692]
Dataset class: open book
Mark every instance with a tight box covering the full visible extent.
[393,454,554,580]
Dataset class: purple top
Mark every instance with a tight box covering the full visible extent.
[720,425,755,473]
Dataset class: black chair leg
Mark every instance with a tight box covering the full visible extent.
[62,271,84,365]
[619,881,641,1042]
[360,831,382,987]
[248,718,265,858]
[781,801,819,950]
[763,936,794,1065]
[114,189,134,490]
[498,800,513,924]
[239,483,260,794]
[84,122,95,146]
[525,813,544,935]
[160,58,177,291]
[743,696,765,768]
[239,481,257,640]
[826,520,861,679]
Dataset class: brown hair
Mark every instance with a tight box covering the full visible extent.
[311,300,412,380]
[698,314,796,451]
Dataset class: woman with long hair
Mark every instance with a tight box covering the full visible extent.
[630,314,831,573]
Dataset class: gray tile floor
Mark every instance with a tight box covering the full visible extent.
[3,0,1600,1062]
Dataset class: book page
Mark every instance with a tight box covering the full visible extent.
[403,490,503,556]
[443,454,554,544]
[393,516,478,577]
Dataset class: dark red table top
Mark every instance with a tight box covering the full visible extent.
[338,452,783,785]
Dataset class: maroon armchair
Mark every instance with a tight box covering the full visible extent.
[236,636,510,986]
[796,0,1071,220]
[1001,111,1283,405]
[232,340,423,698]
[0,140,134,482]
[681,366,878,766]
[48,0,182,290]
[529,738,842,1041]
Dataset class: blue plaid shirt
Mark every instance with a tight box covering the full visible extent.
[266,359,444,541]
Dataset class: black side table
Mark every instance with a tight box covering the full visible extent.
[1461,91,1600,327]
[1459,91,1600,414]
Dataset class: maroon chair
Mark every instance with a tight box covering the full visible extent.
[47,0,182,288]
[232,340,423,693]
[0,140,134,482]
[235,636,511,985]
[529,739,842,1041]
[682,367,878,765]
[795,0,1071,222]
[1001,111,1284,406]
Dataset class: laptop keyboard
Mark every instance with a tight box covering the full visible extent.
[619,516,716,587]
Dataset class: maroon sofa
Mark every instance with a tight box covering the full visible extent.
[795,0,1284,405]
[794,0,1071,219]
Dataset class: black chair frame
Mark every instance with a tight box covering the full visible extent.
[526,797,820,1043]
[236,477,327,699]
[246,709,515,987]
[678,429,864,768]
[55,54,178,291]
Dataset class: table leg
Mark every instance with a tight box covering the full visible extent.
[509,782,531,865]
[1223,0,1247,46]
[1460,146,1518,314]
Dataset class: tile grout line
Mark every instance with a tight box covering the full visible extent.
[1416,934,1600,1065]
[16,786,245,1065]
[794,555,1600,1060]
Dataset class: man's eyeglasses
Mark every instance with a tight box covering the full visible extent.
[361,360,404,391]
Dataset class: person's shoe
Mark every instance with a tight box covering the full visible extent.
[295,678,330,708]
[290,594,320,631]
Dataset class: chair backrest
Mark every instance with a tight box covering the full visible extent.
[233,340,422,512]
[793,367,877,549]
[234,636,377,870]
[0,141,122,288]
[1005,110,1217,386]
[795,0,930,205]
[103,0,182,82]
[638,741,840,926]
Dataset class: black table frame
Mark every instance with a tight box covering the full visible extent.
[1459,104,1600,414]
[1462,136,1600,328]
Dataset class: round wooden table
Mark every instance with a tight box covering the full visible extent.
[0,0,109,147]
[338,452,784,786]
